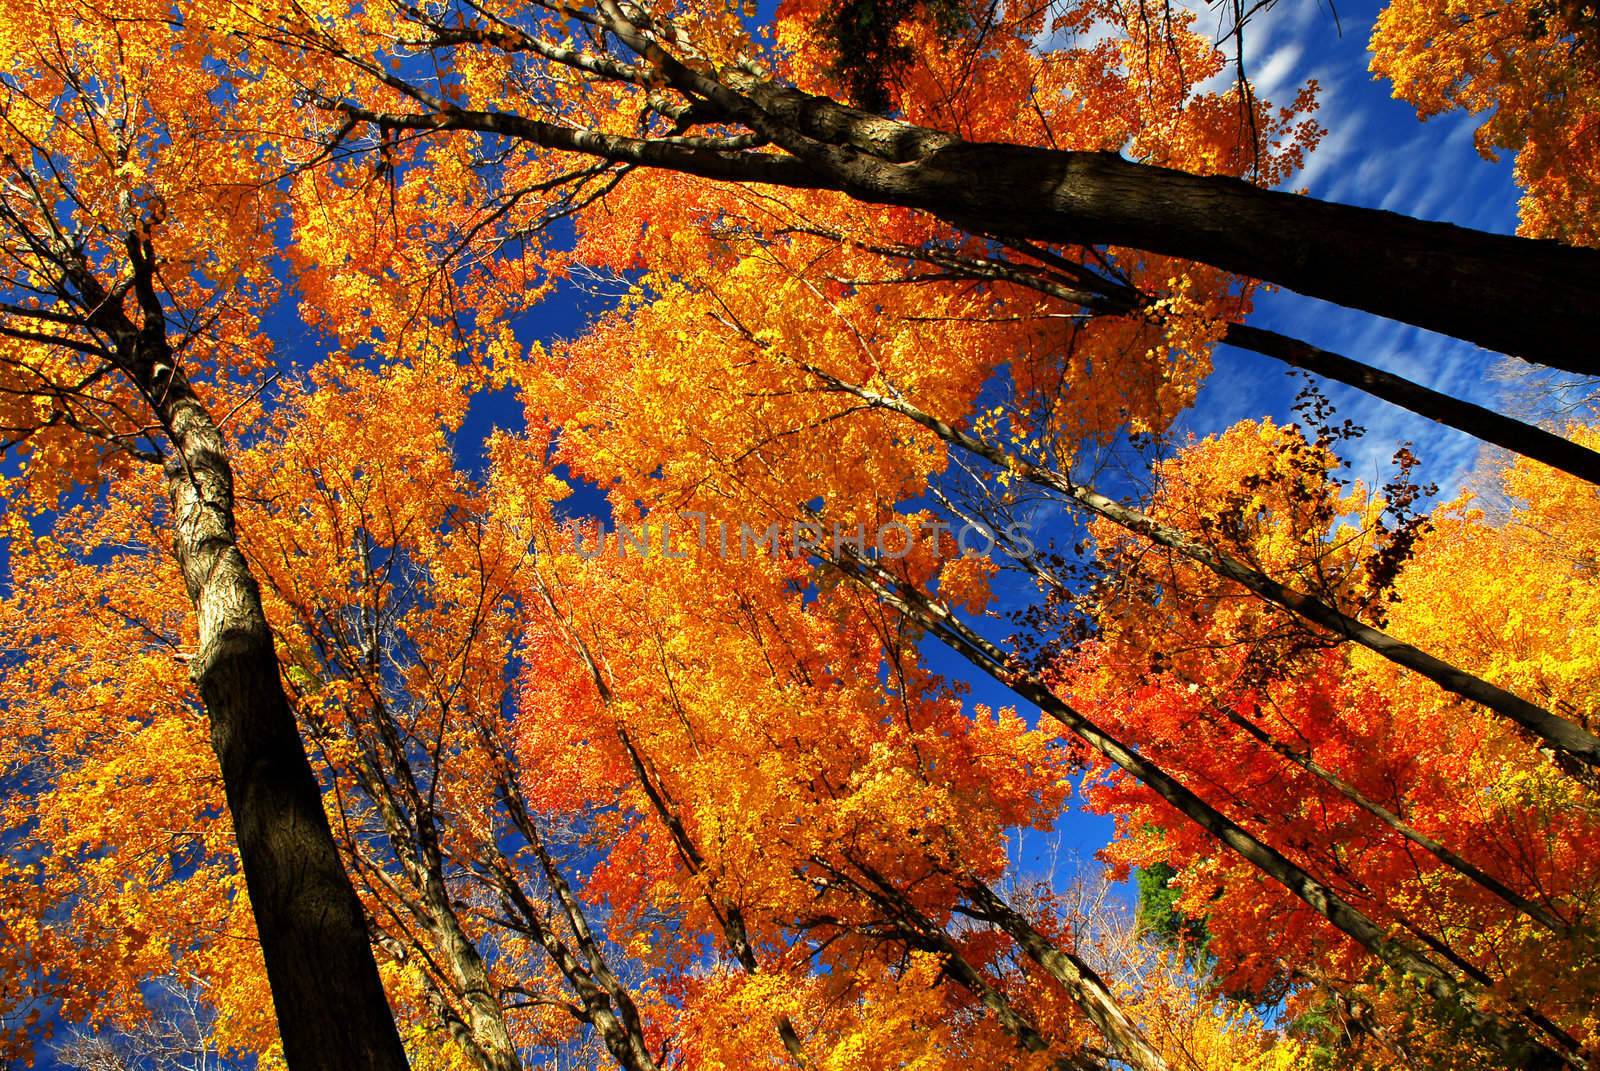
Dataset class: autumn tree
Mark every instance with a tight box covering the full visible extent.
[1371,0,1600,246]
[4,345,1296,1070]
[0,7,408,1068]
[202,0,1600,374]
[4,0,1599,1069]
[1052,420,1600,1065]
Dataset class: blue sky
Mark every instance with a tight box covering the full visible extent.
[1190,0,1528,490]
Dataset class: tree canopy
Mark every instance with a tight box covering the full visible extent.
[2,1,1598,1070]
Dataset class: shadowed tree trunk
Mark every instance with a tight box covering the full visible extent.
[113,237,411,1071]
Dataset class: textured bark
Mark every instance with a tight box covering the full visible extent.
[421,873,520,1071]
[88,234,411,1071]
[342,688,519,1071]
[155,378,410,1071]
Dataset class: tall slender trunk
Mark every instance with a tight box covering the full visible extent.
[1195,691,1570,934]
[419,870,520,1071]
[1220,324,1600,488]
[154,374,410,1070]
[962,881,1170,1071]
[840,857,1103,1071]
[884,239,1600,487]
[104,234,410,1071]
[497,777,660,1071]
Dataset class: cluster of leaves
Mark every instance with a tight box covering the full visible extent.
[1371,0,1600,244]
[0,0,1595,1068]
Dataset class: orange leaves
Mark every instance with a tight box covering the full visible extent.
[489,501,1076,1011]
[0,0,283,510]
[1054,418,1600,1054]
[1371,0,1600,244]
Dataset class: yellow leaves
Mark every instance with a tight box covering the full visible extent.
[1371,0,1600,244]
[937,553,997,615]
[1379,427,1600,760]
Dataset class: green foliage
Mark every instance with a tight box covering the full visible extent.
[1134,860,1210,958]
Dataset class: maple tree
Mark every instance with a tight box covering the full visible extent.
[4,350,1290,1071]
[0,2,410,1066]
[2,0,1599,1069]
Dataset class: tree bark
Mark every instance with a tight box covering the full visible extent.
[853,236,1600,488]
[1222,324,1600,488]
[155,377,410,1071]
[857,143,1600,375]
[109,235,410,1071]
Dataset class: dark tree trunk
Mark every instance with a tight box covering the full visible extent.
[79,233,411,1071]
[82,232,412,1069]
[155,374,411,1071]
[1221,324,1600,487]
[814,139,1600,375]
[351,80,1600,374]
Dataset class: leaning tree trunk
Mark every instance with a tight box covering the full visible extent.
[115,233,408,1071]
[513,21,1600,374]
[963,880,1171,1071]
[154,373,410,1071]
[854,143,1600,376]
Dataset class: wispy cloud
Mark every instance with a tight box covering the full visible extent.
[1187,0,1526,497]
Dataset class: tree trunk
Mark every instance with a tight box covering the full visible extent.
[963,881,1170,1071]
[1221,324,1600,488]
[349,90,1600,375]
[156,374,410,1071]
[91,230,409,1071]
[794,130,1600,374]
